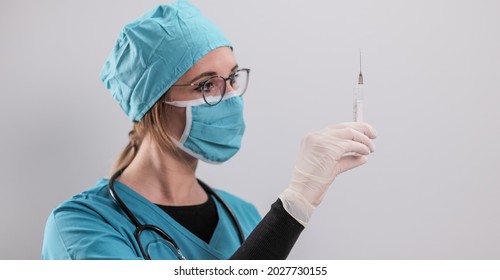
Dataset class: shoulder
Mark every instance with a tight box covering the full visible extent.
[42,179,139,259]
[213,189,255,210]
[198,179,259,216]
[50,179,116,218]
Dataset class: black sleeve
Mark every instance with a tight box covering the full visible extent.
[229,199,305,260]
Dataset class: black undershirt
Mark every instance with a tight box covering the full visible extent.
[155,182,305,259]
[156,196,218,243]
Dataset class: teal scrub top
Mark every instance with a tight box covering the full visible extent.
[42,179,261,259]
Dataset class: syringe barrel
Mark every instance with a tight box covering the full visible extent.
[353,85,364,122]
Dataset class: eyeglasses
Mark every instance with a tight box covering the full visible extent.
[170,68,250,106]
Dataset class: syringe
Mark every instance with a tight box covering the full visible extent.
[353,52,364,122]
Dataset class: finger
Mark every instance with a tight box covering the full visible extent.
[325,139,371,156]
[339,127,376,152]
[320,127,375,152]
[336,155,368,174]
[332,122,377,139]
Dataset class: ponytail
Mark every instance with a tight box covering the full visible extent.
[110,125,143,175]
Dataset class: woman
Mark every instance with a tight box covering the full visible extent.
[42,0,377,260]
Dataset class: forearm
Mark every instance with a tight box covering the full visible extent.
[229,199,304,260]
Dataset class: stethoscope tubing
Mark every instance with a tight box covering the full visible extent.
[108,168,245,259]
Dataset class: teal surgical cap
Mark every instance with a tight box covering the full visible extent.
[100,0,232,121]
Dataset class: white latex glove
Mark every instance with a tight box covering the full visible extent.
[279,122,377,226]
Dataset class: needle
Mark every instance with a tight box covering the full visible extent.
[358,51,363,85]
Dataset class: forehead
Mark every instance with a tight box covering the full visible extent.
[179,47,237,82]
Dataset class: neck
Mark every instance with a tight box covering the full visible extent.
[118,136,207,206]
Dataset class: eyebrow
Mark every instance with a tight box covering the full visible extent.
[188,64,239,84]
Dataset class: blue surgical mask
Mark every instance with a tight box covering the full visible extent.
[165,93,245,163]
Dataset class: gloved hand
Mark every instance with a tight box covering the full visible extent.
[279,122,377,226]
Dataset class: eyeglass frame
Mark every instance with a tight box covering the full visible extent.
[170,68,250,106]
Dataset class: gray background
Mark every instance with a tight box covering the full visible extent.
[1,0,499,259]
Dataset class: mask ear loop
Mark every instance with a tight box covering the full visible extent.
[163,91,239,107]
[164,98,206,107]
[178,106,192,145]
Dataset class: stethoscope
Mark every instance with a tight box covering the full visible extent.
[108,168,245,260]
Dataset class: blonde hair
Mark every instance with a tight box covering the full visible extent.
[110,94,178,175]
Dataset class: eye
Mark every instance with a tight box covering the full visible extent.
[196,81,215,92]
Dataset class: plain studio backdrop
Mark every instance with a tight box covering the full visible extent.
[1,0,499,260]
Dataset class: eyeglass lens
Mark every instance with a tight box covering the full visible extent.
[202,69,249,105]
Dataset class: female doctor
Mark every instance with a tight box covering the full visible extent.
[42,0,377,260]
